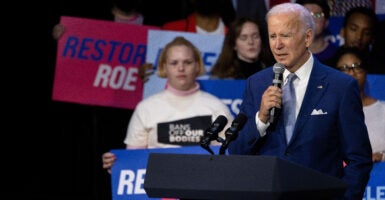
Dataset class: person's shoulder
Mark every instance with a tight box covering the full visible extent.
[197,90,232,118]
[198,90,223,101]
[313,59,358,84]
[368,100,385,113]
[315,59,348,76]
[249,66,273,78]
[162,20,184,29]
[161,17,189,31]
[376,100,385,107]
[197,90,228,106]
[136,90,167,107]
[245,66,274,84]
[316,62,339,75]
[316,42,339,61]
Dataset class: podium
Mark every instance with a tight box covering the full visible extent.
[144,153,347,200]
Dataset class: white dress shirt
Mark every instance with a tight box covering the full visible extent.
[256,54,314,137]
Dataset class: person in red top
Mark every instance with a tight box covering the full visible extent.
[161,0,234,35]
[138,0,235,80]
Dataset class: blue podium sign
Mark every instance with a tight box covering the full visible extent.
[110,147,384,200]
[110,146,218,200]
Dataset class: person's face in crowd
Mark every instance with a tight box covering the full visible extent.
[340,13,374,51]
[267,13,313,71]
[163,45,200,90]
[235,22,262,63]
[336,53,366,90]
[304,4,328,38]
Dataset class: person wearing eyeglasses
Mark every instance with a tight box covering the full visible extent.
[337,6,382,74]
[296,0,339,63]
[334,46,385,162]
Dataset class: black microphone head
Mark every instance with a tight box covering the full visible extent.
[201,115,228,154]
[220,113,248,155]
[210,115,228,132]
[203,115,228,139]
[226,113,247,137]
[273,63,285,74]
[232,113,247,131]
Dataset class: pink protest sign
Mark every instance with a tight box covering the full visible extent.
[52,16,159,109]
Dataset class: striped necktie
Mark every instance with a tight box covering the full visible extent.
[283,73,297,143]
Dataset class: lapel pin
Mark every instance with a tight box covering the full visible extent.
[317,85,323,89]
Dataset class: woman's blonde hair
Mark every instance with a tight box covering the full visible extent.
[157,36,206,78]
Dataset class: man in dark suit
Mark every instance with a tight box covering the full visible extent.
[228,3,373,200]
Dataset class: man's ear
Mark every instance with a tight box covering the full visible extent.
[305,29,313,48]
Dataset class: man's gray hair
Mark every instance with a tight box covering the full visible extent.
[266,2,315,34]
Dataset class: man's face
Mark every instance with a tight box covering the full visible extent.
[340,13,374,51]
[267,13,312,71]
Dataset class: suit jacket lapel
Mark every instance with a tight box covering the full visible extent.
[291,61,328,142]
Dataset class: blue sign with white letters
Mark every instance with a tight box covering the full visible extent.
[110,147,385,200]
[110,146,219,200]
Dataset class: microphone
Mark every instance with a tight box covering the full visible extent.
[219,113,248,155]
[269,63,285,123]
[200,115,228,155]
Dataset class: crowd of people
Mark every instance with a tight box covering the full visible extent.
[49,0,384,199]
